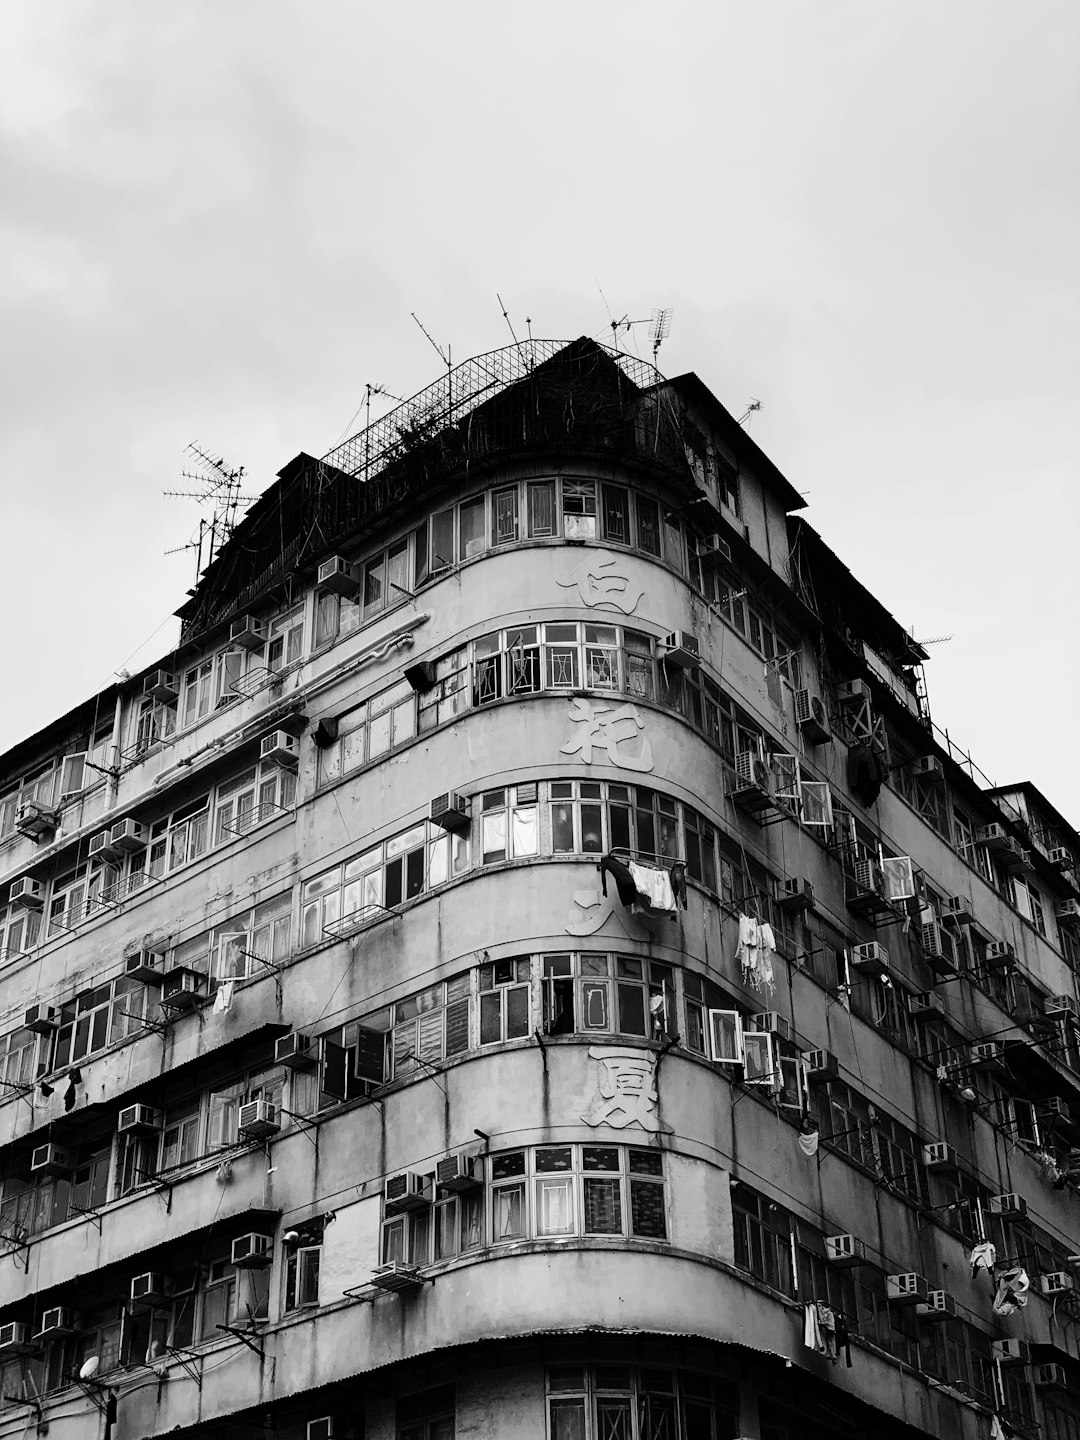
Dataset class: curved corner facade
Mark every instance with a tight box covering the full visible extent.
[0,339,1078,1440]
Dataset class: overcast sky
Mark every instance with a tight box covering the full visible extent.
[1,1,1077,821]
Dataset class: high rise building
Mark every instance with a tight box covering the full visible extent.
[0,338,1077,1440]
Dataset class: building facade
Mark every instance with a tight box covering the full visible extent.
[0,338,1078,1440]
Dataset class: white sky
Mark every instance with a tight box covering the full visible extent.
[1,1,1077,820]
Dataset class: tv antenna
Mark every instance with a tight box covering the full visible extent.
[736,399,763,427]
[648,307,672,364]
[915,635,953,647]
[163,442,256,584]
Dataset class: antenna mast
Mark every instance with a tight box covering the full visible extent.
[164,443,255,585]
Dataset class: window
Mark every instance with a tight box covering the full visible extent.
[417,649,469,733]
[480,784,539,862]
[542,953,673,1041]
[315,586,362,648]
[731,1183,795,1295]
[318,680,417,786]
[601,485,630,544]
[488,1146,666,1245]
[492,486,520,545]
[283,1219,325,1311]
[266,608,304,670]
[478,958,530,1044]
[0,902,40,961]
[563,479,597,539]
[392,975,471,1076]
[364,539,410,617]
[397,1384,455,1440]
[546,1366,738,1440]
[213,894,292,981]
[0,1024,42,1092]
[300,820,468,947]
[52,977,156,1070]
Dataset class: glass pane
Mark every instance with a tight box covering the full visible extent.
[584,1177,622,1233]
[535,1176,574,1235]
[550,1401,587,1440]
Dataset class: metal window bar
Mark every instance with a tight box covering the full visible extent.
[219,800,292,837]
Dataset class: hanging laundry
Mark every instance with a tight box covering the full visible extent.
[798,1118,820,1158]
[847,744,885,807]
[627,861,677,914]
[63,1068,83,1113]
[802,1302,826,1354]
[832,1309,853,1367]
[992,1266,1030,1316]
[599,854,638,907]
[669,862,688,909]
[817,1304,838,1361]
[835,983,851,1013]
[737,913,760,989]
[969,1240,996,1279]
[212,980,235,1016]
[990,1418,1007,1440]
[758,922,777,997]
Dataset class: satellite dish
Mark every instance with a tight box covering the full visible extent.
[79,1355,101,1379]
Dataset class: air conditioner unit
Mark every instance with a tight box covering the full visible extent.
[317,555,360,595]
[920,922,958,976]
[35,1308,80,1341]
[1045,994,1080,1023]
[237,1098,280,1139]
[143,669,179,702]
[802,1049,839,1084]
[825,1234,867,1267]
[1032,1363,1068,1391]
[275,1032,316,1069]
[940,895,974,926]
[977,825,1027,868]
[118,1103,163,1134]
[130,1273,173,1306]
[24,1002,59,1033]
[731,751,772,814]
[1055,898,1080,925]
[229,614,266,650]
[384,1172,432,1214]
[968,1041,1005,1071]
[746,1011,793,1043]
[430,792,470,833]
[794,690,830,744]
[89,829,115,861]
[126,948,167,983]
[780,877,815,912]
[15,800,59,841]
[851,941,889,977]
[308,1420,337,1440]
[988,1192,1027,1220]
[850,856,881,901]
[984,941,1015,970]
[31,1143,75,1176]
[660,630,701,669]
[159,966,209,1012]
[9,876,44,910]
[260,730,299,768]
[435,1153,484,1194]
[1036,1097,1073,1128]
[1039,1272,1075,1297]
[697,534,732,570]
[371,1260,424,1293]
[916,1290,956,1320]
[0,1322,31,1353]
[992,1338,1030,1366]
[911,756,945,783]
[1048,846,1073,868]
[837,679,870,707]
[109,818,148,853]
[922,1142,958,1173]
[886,1273,929,1306]
[907,991,944,1021]
[230,1233,273,1269]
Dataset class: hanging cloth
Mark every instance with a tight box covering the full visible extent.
[758,922,777,996]
[802,1302,826,1354]
[992,1266,1030,1315]
[599,854,638,907]
[969,1240,996,1279]
[627,861,677,914]
[798,1119,820,1158]
[737,914,760,989]
[212,980,235,1016]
